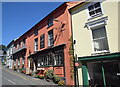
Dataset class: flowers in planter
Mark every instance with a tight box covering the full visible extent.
[39,75,44,79]
[34,74,44,79]
[53,75,61,84]
[29,72,34,76]
[34,74,39,78]
[58,80,65,86]
[44,70,54,79]
[21,68,26,74]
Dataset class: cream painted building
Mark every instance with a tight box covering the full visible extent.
[70,0,120,86]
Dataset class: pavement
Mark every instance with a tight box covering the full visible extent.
[2,64,57,86]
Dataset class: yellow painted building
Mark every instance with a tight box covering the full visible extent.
[70,0,120,86]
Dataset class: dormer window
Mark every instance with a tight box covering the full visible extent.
[88,2,102,18]
[47,17,54,27]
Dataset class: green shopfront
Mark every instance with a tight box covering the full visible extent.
[78,53,120,87]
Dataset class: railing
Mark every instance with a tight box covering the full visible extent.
[13,44,26,54]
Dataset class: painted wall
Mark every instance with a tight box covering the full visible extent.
[71,1,119,57]
[118,1,120,51]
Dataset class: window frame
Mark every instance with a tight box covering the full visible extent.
[54,49,64,66]
[48,30,54,47]
[47,17,54,28]
[37,53,53,67]
[88,2,103,19]
[90,26,109,53]
[34,38,38,51]
[40,34,45,49]
[34,28,38,36]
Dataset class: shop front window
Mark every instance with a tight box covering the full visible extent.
[87,60,120,87]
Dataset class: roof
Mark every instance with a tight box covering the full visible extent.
[69,0,88,11]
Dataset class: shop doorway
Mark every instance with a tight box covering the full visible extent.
[87,60,120,87]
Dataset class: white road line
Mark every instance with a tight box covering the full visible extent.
[3,77,16,85]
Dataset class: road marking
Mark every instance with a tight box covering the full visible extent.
[32,78,39,80]
[2,67,48,85]
[3,77,16,85]
[3,68,28,80]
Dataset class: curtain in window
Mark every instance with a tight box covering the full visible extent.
[92,27,109,52]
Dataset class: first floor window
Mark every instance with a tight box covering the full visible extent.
[92,26,109,52]
[48,30,54,46]
[40,34,45,49]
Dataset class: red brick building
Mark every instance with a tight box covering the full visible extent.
[12,2,81,85]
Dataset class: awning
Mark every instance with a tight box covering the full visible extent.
[28,43,66,58]
[78,52,120,61]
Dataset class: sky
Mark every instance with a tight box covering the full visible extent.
[2,2,65,46]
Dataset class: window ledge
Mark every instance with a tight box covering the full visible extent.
[54,65,63,67]
[88,14,103,21]
[47,45,54,48]
[37,65,53,67]
[91,50,110,56]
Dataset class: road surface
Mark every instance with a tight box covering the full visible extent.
[2,65,56,86]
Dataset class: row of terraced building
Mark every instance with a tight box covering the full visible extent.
[6,0,120,86]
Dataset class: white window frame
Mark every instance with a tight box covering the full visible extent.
[87,2,104,19]
[85,16,109,54]
[90,26,109,54]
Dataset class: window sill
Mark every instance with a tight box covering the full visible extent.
[37,65,53,67]
[47,45,54,48]
[34,50,38,53]
[91,50,110,56]
[54,65,63,67]
[88,14,103,21]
